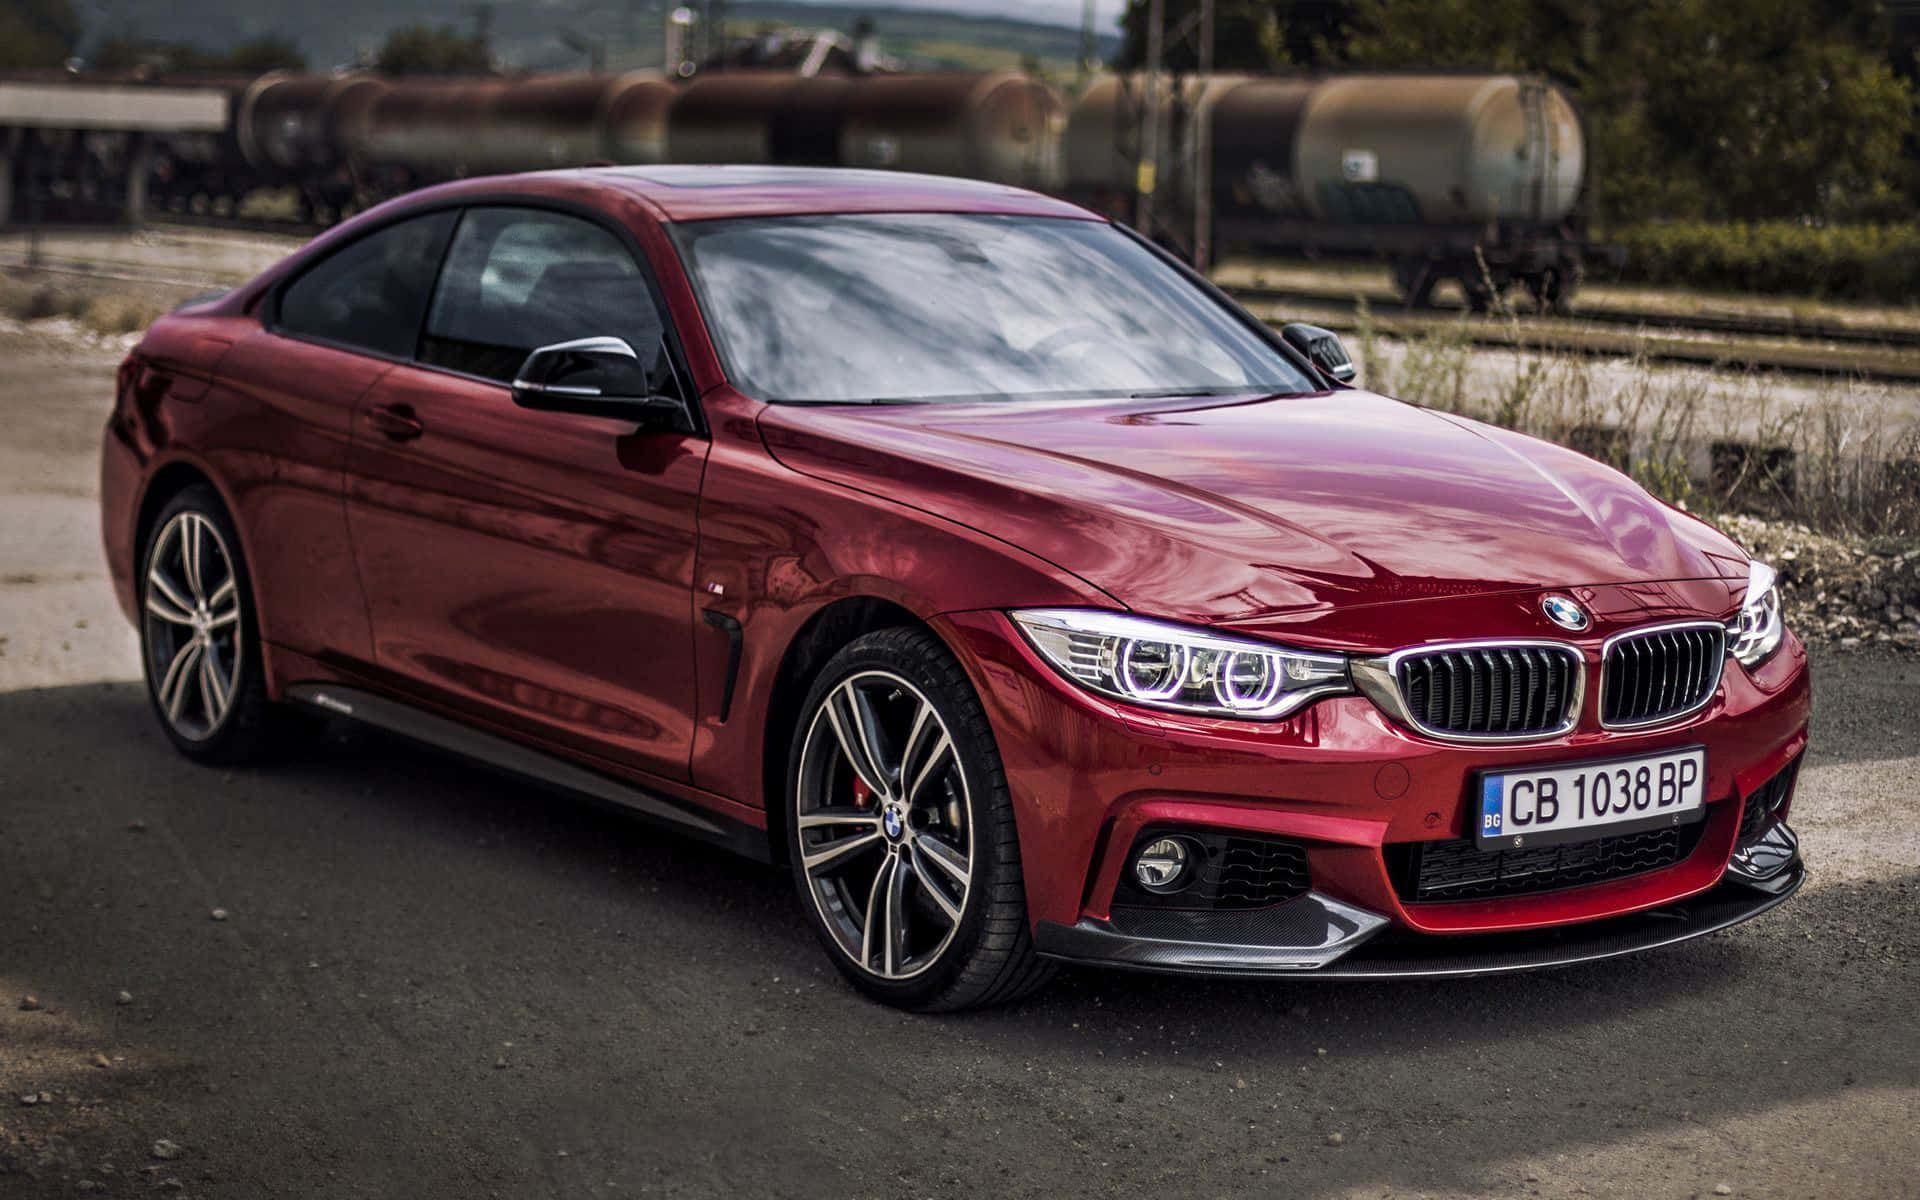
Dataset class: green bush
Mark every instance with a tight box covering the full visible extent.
[1613,222,1920,305]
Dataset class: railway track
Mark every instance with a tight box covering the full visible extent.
[1227,292,1920,384]
[1223,282,1920,351]
[144,212,322,241]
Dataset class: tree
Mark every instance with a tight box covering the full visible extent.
[221,35,308,74]
[92,35,307,74]
[1271,0,1356,67]
[1613,2,1912,221]
[0,0,82,70]
[376,23,495,76]
[1337,0,1915,223]
[1115,0,1284,72]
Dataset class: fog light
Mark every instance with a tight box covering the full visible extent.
[1133,836,1196,893]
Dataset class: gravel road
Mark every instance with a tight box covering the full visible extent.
[2,327,1916,1200]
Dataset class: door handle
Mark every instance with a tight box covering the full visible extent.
[367,403,424,441]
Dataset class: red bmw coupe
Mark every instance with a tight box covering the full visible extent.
[101,167,1807,1010]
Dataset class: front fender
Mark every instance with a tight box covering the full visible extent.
[686,391,1112,806]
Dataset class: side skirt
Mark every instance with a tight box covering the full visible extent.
[284,682,770,862]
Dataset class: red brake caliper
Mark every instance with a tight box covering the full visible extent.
[851,774,872,809]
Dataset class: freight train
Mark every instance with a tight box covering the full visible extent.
[1,66,1591,307]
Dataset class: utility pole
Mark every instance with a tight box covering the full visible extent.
[1192,0,1215,270]
[1078,0,1097,84]
[1136,0,1163,232]
[1134,0,1215,263]
[666,6,695,76]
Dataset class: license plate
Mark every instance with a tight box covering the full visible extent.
[1476,748,1706,849]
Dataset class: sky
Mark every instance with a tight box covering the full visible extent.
[792,0,1130,32]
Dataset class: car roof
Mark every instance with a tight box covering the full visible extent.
[219,165,1102,317]
[553,165,1100,223]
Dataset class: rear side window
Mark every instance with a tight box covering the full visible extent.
[421,207,673,389]
[275,211,455,358]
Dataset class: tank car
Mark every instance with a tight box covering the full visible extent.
[664,70,1063,191]
[1064,72,1590,309]
[665,72,839,163]
[346,72,676,178]
[234,71,679,216]
[833,72,1063,188]
[229,71,388,220]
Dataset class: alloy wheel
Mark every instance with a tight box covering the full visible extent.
[794,670,975,981]
[142,510,243,741]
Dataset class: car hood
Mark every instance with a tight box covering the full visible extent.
[756,389,1748,633]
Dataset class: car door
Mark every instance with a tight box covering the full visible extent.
[222,208,457,664]
[342,203,709,783]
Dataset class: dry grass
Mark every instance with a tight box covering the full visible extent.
[6,284,171,335]
[0,271,187,338]
[1353,299,1920,539]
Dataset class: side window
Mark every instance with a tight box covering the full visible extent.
[421,207,675,392]
[276,211,456,358]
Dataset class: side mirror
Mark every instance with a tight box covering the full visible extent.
[1280,323,1358,386]
[511,336,689,428]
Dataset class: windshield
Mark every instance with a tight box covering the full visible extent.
[669,213,1317,404]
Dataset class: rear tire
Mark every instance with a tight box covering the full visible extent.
[786,626,1054,1011]
[138,484,301,764]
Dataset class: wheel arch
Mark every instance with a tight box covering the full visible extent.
[130,454,267,645]
[134,459,222,557]
[759,594,929,865]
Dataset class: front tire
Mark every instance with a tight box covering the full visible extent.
[786,626,1054,1011]
[138,485,294,763]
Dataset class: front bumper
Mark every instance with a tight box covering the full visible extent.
[935,601,1811,978]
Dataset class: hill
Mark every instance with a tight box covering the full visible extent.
[81,0,1120,77]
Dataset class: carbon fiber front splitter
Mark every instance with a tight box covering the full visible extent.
[1033,857,1804,981]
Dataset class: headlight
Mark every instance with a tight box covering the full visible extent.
[1009,608,1351,719]
[1727,560,1784,668]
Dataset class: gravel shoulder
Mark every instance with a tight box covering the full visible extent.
[0,329,140,692]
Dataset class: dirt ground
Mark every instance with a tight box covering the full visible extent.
[1,325,1917,1200]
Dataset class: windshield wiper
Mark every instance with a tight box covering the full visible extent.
[1127,386,1251,399]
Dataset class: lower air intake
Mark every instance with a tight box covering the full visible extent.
[1739,757,1801,846]
[1389,823,1705,903]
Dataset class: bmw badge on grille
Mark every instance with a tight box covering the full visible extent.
[1541,594,1591,631]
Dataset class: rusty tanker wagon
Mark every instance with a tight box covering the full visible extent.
[2,65,1589,307]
